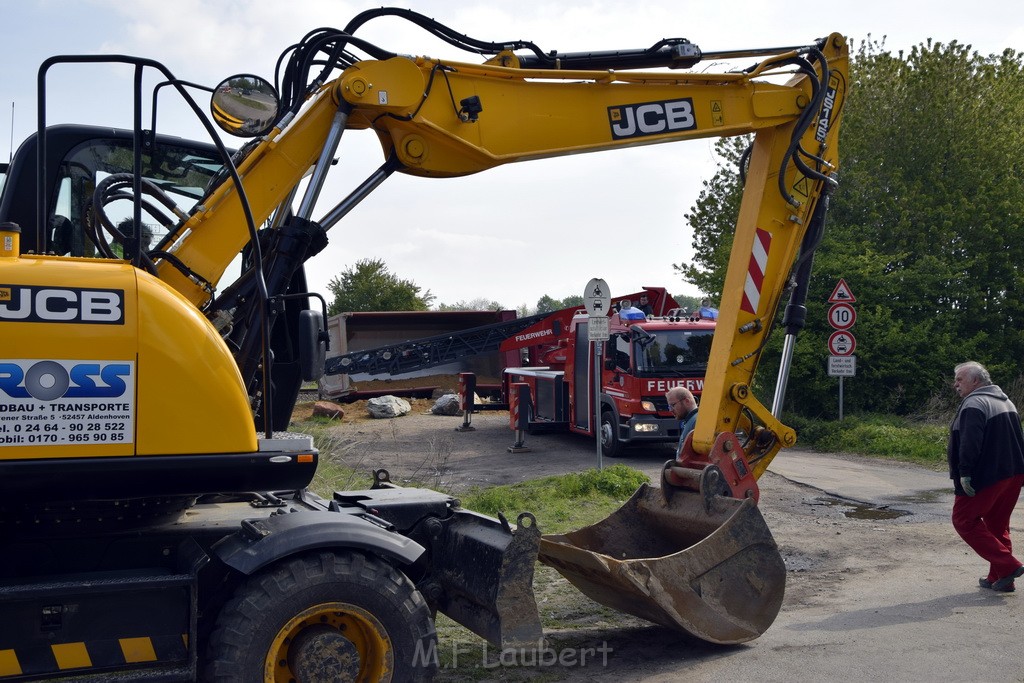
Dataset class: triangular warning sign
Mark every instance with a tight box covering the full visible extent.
[794,177,811,198]
[828,278,856,303]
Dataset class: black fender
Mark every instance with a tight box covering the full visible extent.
[211,509,425,576]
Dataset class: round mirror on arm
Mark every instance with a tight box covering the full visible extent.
[211,74,281,137]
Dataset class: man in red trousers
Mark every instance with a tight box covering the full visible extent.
[948,361,1024,591]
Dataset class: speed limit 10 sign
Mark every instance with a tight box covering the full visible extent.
[828,302,856,330]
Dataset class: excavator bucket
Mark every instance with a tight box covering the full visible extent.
[538,482,785,644]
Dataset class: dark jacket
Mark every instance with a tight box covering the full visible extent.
[947,384,1024,494]
[677,409,699,450]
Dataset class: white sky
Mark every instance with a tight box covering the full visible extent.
[2,0,1021,311]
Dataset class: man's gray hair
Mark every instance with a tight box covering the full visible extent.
[954,361,992,385]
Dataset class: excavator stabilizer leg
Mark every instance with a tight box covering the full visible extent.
[538,483,785,644]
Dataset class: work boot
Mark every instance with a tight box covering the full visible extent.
[992,565,1024,592]
[981,577,1015,591]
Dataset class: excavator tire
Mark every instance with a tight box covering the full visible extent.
[204,550,437,682]
[600,409,624,458]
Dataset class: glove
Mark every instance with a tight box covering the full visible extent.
[960,476,976,497]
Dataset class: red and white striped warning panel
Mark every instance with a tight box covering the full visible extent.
[741,228,772,315]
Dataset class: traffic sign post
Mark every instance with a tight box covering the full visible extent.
[827,303,856,330]
[584,278,611,318]
[588,315,610,342]
[584,278,610,470]
[826,280,858,420]
[828,279,857,303]
[827,330,856,356]
[828,355,856,376]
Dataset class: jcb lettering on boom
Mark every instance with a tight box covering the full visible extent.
[0,285,125,324]
[609,99,696,140]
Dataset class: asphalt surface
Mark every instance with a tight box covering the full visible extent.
[594,450,1024,683]
[327,410,1024,683]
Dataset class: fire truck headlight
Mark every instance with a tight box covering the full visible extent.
[633,423,659,433]
[640,401,657,412]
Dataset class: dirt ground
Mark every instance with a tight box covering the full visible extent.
[294,399,1024,683]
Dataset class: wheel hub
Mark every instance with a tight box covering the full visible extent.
[288,624,361,682]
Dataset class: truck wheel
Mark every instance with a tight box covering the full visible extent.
[204,550,437,682]
[600,409,623,458]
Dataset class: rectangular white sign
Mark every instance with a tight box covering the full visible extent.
[828,355,856,377]
[588,316,610,341]
[0,359,135,447]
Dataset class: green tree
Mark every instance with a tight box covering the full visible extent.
[326,258,435,314]
[561,295,584,310]
[679,39,1024,416]
[672,135,751,298]
[672,294,702,314]
[436,298,504,311]
[535,295,562,314]
[535,294,585,314]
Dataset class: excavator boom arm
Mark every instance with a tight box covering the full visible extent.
[158,29,847,485]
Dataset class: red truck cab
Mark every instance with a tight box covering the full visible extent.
[502,302,715,458]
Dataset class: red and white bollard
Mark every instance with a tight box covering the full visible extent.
[455,372,476,432]
[507,382,531,453]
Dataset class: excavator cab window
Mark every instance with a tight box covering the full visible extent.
[51,139,223,257]
[0,125,226,256]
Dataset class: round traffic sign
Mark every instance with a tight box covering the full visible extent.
[827,302,856,330]
[583,278,611,317]
[828,330,856,356]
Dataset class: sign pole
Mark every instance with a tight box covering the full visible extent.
[839,376,844,421]
[583,277,611,473]
[594,340,603,471]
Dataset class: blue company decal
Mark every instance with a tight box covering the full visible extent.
[0,361,132,401]
[609,98,696,140]
[0,284,125,324]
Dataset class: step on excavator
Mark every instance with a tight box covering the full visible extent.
[0,8,846,680]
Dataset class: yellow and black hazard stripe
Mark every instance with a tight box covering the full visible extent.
[0,633,186,678]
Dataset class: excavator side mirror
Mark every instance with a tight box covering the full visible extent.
[298,309,327,381]
[211,74,281,137]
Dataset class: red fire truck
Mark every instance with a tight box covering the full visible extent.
[484,290,715,457]
[319,287,715,457]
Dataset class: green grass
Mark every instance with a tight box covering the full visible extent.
[458,465,650,535]
[785,413,949,468]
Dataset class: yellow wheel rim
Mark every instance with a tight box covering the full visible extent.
[265,602,394,682]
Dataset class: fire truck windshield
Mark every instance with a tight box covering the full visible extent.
[634,328,714,376]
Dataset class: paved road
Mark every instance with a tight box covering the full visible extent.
[333,412,1024,683]
[587,450,1024,683]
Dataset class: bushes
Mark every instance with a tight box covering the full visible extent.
[786,412,949,467]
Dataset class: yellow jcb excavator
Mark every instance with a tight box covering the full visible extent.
[0,7,846,680]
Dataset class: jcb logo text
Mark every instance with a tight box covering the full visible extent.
[0,285,124,324]
[609,99,696,140]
